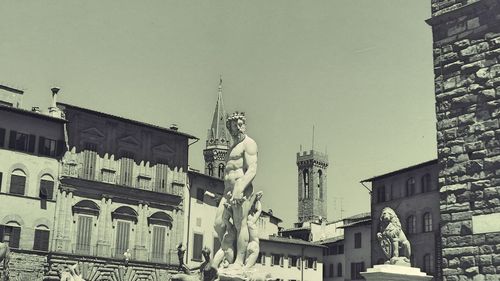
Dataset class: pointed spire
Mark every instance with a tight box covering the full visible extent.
[206,76,229,148]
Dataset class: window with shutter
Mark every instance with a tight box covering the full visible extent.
[354,232,362,248]
[1,225,21,249]
[155,162,168,192]
[39,137,57,157]
[75,215,93,255]
[115,220,131,257]
[82,143,97,180]
[193,233,203,261]
[119,152,134,186]
[40,179,54,200]
[10,170,26,195]
[0,128,5,147]
[33,228,50,251]
[151,225,166,262]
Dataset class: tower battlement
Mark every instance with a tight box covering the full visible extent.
[296,150,329,166]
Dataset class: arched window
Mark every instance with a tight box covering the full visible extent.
[39,174,54,200]
[421,174,432,192]
[149,212,172,263]
[423,212,432,232]
[337,262,343,277]
[10,169,26,195]
[207,163,214,177]
[329,263,334,277]
[218,164,225,179]
[73,200,100,255]
[112,206,138,258]
[406,215,416,234]
[303,169,309,199]
[33,225,50,251]
[423,254,432,274]
[0,221,21,249]
[406,177,415,196]
[318,169,323,199]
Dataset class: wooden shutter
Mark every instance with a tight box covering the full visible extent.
[82,148,97,180]
[40,180,54,200]
[152,226,166,262]
[115,221,130,256]
[0,128,5,147]
[28,134,36,153]
[8,130,16,149]
[38,136,46,155]
[193,233,203,261]
[10,226,21,248]
[76,215,93,254]
[34,229,50,251]
[10,175,26,195]
[56,140,65,157]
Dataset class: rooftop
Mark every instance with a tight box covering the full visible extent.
[262,235,325,248]
[58,102,198,140]
[361,159,438,182]
[0,104,66,123]
[318,235,344,244]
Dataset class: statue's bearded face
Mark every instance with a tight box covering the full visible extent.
[228,118,246,138]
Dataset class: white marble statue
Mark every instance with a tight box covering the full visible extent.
[377,207,411,266]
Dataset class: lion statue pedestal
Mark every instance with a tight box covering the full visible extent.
[361,207,433,281]
[361,264,433,281]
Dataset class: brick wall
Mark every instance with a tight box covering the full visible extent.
[429,0,500,280]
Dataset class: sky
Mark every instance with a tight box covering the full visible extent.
[0,1,437,227]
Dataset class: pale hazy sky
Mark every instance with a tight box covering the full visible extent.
[0,1,436,227]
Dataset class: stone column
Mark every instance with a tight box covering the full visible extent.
[134,203,147,261]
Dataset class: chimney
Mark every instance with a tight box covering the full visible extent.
[48,87,62,118]
[51,87,60,108]
[170,124,178,131]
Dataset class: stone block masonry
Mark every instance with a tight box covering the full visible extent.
[428,0,500,280]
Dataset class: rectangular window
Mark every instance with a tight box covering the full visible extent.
[338,244,344,254]
[377,186,386,203]
[271,253,282,266]
[0,128,5,147]
[33,229,50,251]
[101,169,116,183]
[9,131,35,153]
[0,225,21,248]
[10,174,26,195]
[350,262,365,280]
[257,252,264,265]
[38,137,57,157]
[155,162,168,192]
[82,143,97,180]
[354,232,362,249]
[193,233,203,261]
[329,263,334,277]
[120,152,134,186]
[305,257,315,269]
[75,215,93,254]
[151,225,166,262]
[213,237,221,256]
[289,255,298,268]
[39,180,54,200]
[196,188,205,202]
[115,220,130,257]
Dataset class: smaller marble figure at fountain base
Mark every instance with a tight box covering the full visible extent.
[362,207,433,281]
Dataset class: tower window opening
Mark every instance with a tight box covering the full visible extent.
[303,169,309,199]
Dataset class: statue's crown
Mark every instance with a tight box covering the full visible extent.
[226,111,246,122]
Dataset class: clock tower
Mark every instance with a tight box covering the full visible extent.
[203,78,230,178]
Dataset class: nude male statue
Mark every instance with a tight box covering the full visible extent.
[213,112,258,268]
[244,191,263,268]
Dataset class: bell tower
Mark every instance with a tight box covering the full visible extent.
[203,78,230,178]
[297,149,328,223]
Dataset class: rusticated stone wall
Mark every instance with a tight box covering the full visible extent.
[0,250,48,281]
[428,0,500,280]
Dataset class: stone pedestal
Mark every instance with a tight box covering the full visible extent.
[134,245,147,261]
[96,242,110,257]
[361,264,433,281]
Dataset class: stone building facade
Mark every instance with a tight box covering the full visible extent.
[43,102,196,280]
[427,1,500,280]
[363,160,440,279]
[0,89,66,280]
[297,150,329,223]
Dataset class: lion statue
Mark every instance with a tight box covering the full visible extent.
[376,207,411,266]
